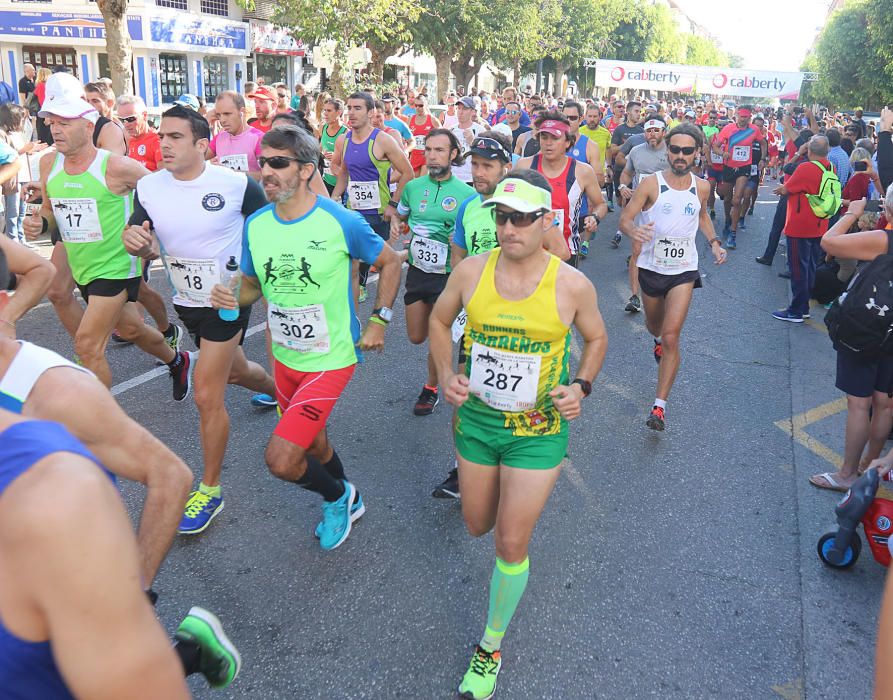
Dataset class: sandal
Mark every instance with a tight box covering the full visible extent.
[808,472,850,493]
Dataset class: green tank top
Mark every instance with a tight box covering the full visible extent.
[46,150,137,285]
[456,194,498,256]
[397,174,475,274]
[320,123,346,187]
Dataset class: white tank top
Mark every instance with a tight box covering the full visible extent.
[0,341,93,413]
[636,171,700,275]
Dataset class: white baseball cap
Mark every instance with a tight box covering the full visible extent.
[39,91,98,123]
[45,72,85,101]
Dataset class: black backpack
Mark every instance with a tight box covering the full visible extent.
[825,230,893,359]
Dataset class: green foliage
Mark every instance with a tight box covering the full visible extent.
[806,0,889,110]
[682,34,728,67]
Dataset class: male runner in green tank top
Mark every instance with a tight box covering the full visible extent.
[319,97,347,194]
[23,89,192,394]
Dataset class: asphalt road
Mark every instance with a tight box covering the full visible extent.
[16,183,884,699]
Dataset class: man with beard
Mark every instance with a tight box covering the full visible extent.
[211,125,403,550]
[620,123,727,431]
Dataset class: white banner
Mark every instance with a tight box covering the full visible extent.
[595,60,803,100]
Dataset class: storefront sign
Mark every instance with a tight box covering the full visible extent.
[150,14,248,55]
[250,20,305,56]
[595,59,803,99]
[0,11,143,41]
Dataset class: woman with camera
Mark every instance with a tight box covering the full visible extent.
[841,147,883,206]
[811,191,893,492]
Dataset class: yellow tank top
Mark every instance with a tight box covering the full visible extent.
[461,249,571,436]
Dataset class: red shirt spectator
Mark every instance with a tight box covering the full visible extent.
[783,157,833,237]
[127,130,162,172]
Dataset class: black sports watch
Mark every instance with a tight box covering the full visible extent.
[372,306,393,323]
[387,199,399,209]
[572,378,592,397]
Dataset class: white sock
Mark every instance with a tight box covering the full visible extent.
[654,398,667,410]
[654,336,662,344]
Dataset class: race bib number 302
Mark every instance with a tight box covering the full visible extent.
[53,198,102,243]
[268,303,330,353]
[165,256,219,304]
[468,343,541,412]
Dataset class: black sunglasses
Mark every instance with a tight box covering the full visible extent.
[668,145,697,155]
[119,115,139,123]
[470,137,510,162]
[492,209,546,226]
[258,155,308,169]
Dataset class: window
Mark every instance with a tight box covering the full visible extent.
[200,0,228,16]
[159,53,187,104]
[22,47,77,77]
[156,0,187,9]
[203,57,228,103]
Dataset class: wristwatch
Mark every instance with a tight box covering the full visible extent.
[387,199,399,209]
[372,306,393,323]
[708,238,722,247]
[572,378,592,397]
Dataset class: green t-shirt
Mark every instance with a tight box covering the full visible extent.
[397,174,474,274]
[702,124,719,145]
[241,197,385,371]
[451,193,498,256]
[45,150,139,286]
[319,123,347,187]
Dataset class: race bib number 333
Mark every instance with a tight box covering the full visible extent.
[268,303,330,353]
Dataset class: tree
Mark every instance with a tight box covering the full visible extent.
[270,0,418,97]
[97,0,133,96]
[682,35,728,67]
[610,0,683,64]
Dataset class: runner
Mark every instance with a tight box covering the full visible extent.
[702,110,723,220]
[619,123,727,431]
[209,90,264,179]
[617,113,670,313]
[0,409,240,695]
[331,91,413,302]
[319,97,347,194]
[0,234,55,337]
[390,128,475,415]
[118,95,161,171]
[381,93,414,150]
[23,86,191,391]
[579,103,613,211]
[740,115,767,228]
[428,170,608,700]
[451,97,486,185]
[210,125,403,550]
[515,111,606,267]
[122,105,277,535]
[714,105,767,249]
[247,86,277,133]
[608,100,644,248]
[408,94,442,175]
[564,100,604,258]
[503,100,531,152]
[84,80,127,156]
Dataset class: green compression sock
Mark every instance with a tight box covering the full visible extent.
[480,557,530,652]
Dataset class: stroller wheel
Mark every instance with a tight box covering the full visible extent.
[818,531,862,569]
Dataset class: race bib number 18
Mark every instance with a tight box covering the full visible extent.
[165,256,219,304]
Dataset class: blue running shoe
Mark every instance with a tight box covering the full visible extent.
[178,490,224,534]
[315,489,365,539]
[250,393,277,408]
[726,232,737,250]
[738,217,747,230]
[318,481,356,550]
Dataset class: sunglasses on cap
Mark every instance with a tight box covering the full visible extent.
[492,208,545,226]
[469,137,510,162]
[668,145,697,155]
[258,155,311,169]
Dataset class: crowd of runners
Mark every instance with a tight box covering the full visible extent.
[0,70,891,699]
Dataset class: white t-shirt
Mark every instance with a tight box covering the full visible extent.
[451,122,485,184]
[134,164,267,307]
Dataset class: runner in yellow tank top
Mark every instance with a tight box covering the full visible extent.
[429,170,608,700]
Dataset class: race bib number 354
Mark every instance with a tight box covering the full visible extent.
[348,180,382,210]
[268,303,330,353]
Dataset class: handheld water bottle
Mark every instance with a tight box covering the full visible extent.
[218,256,241,322]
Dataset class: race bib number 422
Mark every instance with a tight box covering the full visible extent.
[53,198,102,243]
[268,303,330,353]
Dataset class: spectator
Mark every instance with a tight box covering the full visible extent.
[826,128,852,188]
[17,63,36,113]
[771,135,835,322]
[290,82,306,111]
[841,147,882,205]
[32,67,52,144]
[877,106,893,193]
[851,107,867,138]
[117,95,161,172]
[756,141,810,268]
[812,193,893,491]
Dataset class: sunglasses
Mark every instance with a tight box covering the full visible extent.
[414,103,425,107]
[492,208,545,226]
[277,93,287,98]
[258,155,307,169]
[119,115,139,123]
[566,115,580,121]
[470,137,510,162]
[506,110,520,115]
[668,145,697,155]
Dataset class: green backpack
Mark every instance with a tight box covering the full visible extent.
[805,161,842,219]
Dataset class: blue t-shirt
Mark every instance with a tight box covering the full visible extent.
[385,118,411,140]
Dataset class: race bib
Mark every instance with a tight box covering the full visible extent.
[164,256,219,304]
[410,235,448,274]
[552,209,565,231]
[468,343,541,412]
[323,157,332,177]
[414,135,426,150]
[53,198,101,243]
[451,309,467,343]
[218,154,249,172]
[710,151,723,165]
[750,164,758,176]
[652,236,694,270]
[268,303,330,353]
[348,180,381,210]
[732,145,750,162]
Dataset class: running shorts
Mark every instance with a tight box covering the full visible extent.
[707,167,723,182]
[638,268,702,298]
[272,362,356,448]
[174,304,252,348]
[77,276,140,303]
[404,265,448,306]
[455,411,567,470]
[722,165,751,183]
[835,347,893,398]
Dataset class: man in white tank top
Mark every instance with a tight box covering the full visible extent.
[619,122,727,432]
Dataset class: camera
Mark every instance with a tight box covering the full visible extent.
[866,200,881,212]
[854,161,869,172]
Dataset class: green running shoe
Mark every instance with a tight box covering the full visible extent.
[174,607,241,689]
[358,285,368,303]
[458,645,502,700]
